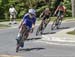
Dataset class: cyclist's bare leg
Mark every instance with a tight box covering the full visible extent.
[41,19,46,33]
[23,32,29,41]
[17,25,25,41]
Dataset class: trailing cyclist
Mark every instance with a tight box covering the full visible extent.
[54,2,66,20]
[52,3,66,29]
[39,7,51,33]
[16,8,36,48]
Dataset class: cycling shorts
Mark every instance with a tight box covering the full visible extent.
[43,15,50,20]
[57,11,64,17]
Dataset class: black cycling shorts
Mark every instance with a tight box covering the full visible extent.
[43,15,50,20]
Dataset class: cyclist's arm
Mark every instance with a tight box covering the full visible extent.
[19,15,27,29]
[19,19,24,29]
[63,6,66,13]
[14,8,17,15]
[54,6,59,15]
[62,6,66,16]
[40,12,44,18]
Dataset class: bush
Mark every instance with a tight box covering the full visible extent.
[18,9,27,18]
[64,0,72,17]
[0,6,5,19]
[0,0,72,20]
[36,5,48,17]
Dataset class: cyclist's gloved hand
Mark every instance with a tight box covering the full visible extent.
[26,26,30,30]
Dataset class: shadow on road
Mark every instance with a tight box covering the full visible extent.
[57,27,70,29]
[19,47,45,52]
[41,27,70,35]
[26,38,41,41]
[42,32,56,35]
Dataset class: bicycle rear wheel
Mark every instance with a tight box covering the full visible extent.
[51,19,58,30]
[56,17,62,29]
[36,24,42,36]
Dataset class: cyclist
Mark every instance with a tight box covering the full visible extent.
[40,7,51,21]
[54,3,66,19]
[16,8,36,48]
[39,7,51,33]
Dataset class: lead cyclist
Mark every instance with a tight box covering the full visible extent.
[16,8,36,48]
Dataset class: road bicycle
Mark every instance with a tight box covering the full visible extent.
[16,25,30,52]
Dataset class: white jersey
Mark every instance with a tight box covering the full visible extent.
[9,7,17,15]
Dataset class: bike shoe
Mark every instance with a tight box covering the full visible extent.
[20,42,24,48]
[16,39,20,44]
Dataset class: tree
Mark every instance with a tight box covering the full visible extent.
[71,0,75,17]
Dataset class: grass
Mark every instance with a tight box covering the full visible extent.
[0,24,10,29]
[67,30,75,35]
[0,17,74,22]
[37,17,74,21]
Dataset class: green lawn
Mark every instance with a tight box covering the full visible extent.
[0,24,10,29]
[37,17,74,21]
[67,30,75,35]
[0,17,74,22]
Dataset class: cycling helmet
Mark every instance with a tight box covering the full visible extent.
[28,9,36,15]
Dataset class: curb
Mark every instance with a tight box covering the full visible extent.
[41,28,75,43]
[0,25,18,31]
[42,35,75,43]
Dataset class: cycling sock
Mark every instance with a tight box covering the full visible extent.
[16,33,22,40]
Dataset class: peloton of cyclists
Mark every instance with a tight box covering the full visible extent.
[16,3,66,48]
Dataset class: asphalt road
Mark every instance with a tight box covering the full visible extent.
[0,21,75,57]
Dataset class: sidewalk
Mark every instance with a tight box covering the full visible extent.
[42,27,75,43]
[0,21,19,30]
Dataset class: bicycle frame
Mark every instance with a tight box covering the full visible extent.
[36,18,51,36]
[51,15,63,30]
[16,25,30,52]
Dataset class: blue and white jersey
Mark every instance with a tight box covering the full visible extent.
[22,13,36,29]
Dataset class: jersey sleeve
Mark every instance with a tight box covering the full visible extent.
[23,19,27,25]
[32,17,36,24]
[22,14,28,22]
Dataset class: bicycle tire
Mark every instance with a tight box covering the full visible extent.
[16,26,29,52]
[56,17,62,29]
[51,19,58,30]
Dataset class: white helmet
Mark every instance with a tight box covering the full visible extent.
[28,9,36,15]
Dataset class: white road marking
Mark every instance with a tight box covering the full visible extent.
[35,40,75,46]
